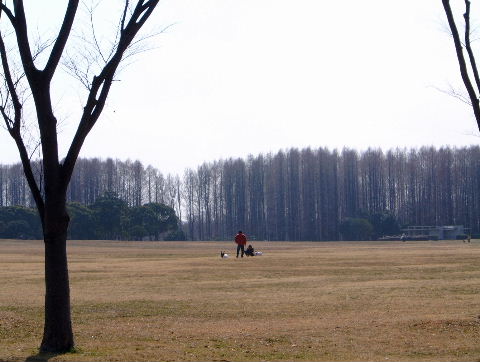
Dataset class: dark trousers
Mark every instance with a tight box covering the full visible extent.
[236,244,245,257]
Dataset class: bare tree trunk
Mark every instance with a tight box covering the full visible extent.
[41,229,73,351]
[40,198,73,352]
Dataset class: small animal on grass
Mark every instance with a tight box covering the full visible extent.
[220,251,229,258]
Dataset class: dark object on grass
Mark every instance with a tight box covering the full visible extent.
[245,244,255,256]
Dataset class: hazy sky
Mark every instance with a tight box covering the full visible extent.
[1,0,479,175]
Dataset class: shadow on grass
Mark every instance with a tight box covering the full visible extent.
[24,352,61,362]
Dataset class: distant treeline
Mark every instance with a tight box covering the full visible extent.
[1,146,480,241]
[0,193,184,241]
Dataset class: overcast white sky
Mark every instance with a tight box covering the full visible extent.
[1,0,479,175]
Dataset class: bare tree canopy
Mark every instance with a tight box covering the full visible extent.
[0,0,159,353]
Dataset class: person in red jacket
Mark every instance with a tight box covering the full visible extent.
[234,230,247,258]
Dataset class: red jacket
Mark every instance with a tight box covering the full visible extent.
[234,233,247,245]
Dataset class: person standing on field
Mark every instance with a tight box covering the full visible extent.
[235,230,247,258]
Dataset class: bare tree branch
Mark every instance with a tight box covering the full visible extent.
[463,0,480,95]
[43,0,80,80]
[61,0,159,189]
[0,28,44,218]
[12,133,45,222]
[121,0,130,32]
[85,1,108,63]
[431,84,472,106]
[63,50,94,90]
[116,22,175,75]
[0,2,15,25]
[63,0,169,92]
[11,0,37,77]
[0,31,22,134]
[32,34,56,63]
[442,0,480,130]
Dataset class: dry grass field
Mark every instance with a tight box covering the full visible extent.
[1,239,480,361]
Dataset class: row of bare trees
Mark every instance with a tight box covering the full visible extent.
[0,158,182,219]
[2,145,480,240]
[67,158,182,219]
[183,146,480,240]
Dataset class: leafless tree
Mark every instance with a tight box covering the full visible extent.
[0,0,159,353]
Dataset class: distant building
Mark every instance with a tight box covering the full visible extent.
[402,225,465,240]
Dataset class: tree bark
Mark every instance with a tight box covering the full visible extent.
[40,201,73,352]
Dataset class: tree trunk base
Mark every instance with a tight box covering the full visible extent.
[40,336,74,353]
[41,231,74,353]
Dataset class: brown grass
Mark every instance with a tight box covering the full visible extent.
[1,239,480,361]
